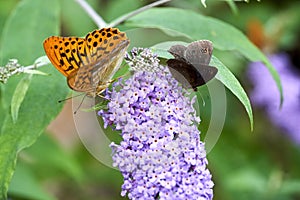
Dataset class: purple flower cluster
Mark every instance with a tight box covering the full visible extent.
[99,49,214,199]
[248,53,300,144]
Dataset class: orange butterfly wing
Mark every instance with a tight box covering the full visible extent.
[43,28,130,96]
[43,36,86,77]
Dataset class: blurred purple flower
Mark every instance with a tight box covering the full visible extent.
[248,53,300,143]
[99,48,214,199]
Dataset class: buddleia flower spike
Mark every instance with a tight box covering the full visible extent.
[99,48,214,200]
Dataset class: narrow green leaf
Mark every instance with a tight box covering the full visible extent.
[23,69,49,76]
[82,100,109,112]
[34,56,51,65]
[226,0,239,15]
[125,7,283,105]
[200,0,207,8]
[211,56,253,131]
[23,56,52,75]
[152,41,253,130]
[11,74,32,123]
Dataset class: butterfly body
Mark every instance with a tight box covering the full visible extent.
[43,28,130,97]
[167,40,217,90]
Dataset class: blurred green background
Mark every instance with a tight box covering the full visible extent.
[1,0,300,199]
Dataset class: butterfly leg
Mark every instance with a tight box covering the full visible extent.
[96,93,111,101]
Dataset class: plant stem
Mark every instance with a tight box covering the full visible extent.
[108,0,172,27]
[75,0,107,28]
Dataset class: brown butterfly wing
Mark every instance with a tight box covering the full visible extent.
[193,64,218,84]
[167,59,207,90]
[184,40,213,65]
[168,45,186,61]
[167,40,217,90]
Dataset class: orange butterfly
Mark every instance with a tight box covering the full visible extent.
[43,28,130,97]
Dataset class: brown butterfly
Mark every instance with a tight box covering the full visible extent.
[43,28,130,97]
[167,40,218,91]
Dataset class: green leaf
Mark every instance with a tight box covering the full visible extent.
[281,179,300,194]
[60,0,97,36]
[11,74,32,123]
[226,0,239,15]
[124,7,283,105]
[200,0,207,8]
[0,0,63,199]
[24,133,83,183]
[226,168,267,192]
[8,162,56,200]
[211,56,253,130]
[152,41,253,130]
[105,0,143,22]
[82,100,109,112]
[34,55,51,66]
[23,56,52,75]
[23,69,49,76]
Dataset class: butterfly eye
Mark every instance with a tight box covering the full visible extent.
[201,48,208,53]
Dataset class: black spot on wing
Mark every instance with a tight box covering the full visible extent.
[112,29,118,34]
[66,65,74,72]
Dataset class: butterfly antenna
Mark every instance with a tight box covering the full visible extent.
[73,94,87,115]
[58,93,85,103]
